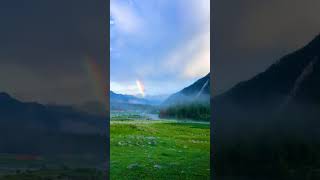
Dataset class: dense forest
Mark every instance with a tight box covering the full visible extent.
[159,103,210,121]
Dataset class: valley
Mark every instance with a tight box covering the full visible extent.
[110,73,211,179]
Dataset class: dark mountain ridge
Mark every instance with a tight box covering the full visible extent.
[163,73,210,106]
[214,33,320,120]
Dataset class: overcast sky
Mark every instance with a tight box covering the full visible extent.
[110,0,210,96]
[212,0,320,95]
[0,0,107,105]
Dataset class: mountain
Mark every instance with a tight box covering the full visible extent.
[0,92,106,134]
[0,92,107,154]
[110,91,150,105]
[213,34,320,178]
[213,33,320,141]
[110,91,157,111]
[214,33,320,117]
[163,73,210,106]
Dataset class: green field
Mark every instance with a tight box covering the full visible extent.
[110,119,210,180]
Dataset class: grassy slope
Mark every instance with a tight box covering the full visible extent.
[111,120,210,179]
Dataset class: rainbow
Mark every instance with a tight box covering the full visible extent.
[84,56,107,104]
[136,80,145,97]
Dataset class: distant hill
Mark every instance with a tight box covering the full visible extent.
[0,92,106,135]
[110,91,150,105]
[0,92,107,155]
[163,73,210,106]
[110,91,160,111]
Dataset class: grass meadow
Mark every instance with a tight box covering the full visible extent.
[110,118,210,179]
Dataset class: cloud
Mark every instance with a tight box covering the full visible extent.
[182,35,210,78]
[110,81,139,95]
[162,0,210,79]
[180,0,210,27]
[110,0,143,34]
[161,14,210,80]
[110,0,210,95]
